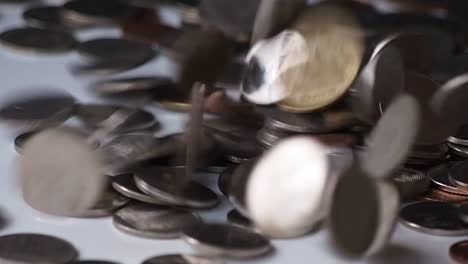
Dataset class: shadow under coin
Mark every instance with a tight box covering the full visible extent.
[370,244,425,264]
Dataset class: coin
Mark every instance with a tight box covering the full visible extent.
[247,137,329,238]
[229,160,255,216]
[449,161,468,189]
[410,143,449,160]
[421,188,468,203]
[0,233,78,263]
[0,92,75,131]
[63,0,137,25]
[428,163,468,196]
[392,168,430,200]
[14,130,38,154]
[113,203,200,239]
[71,58,152,76]
[73,261,120,264]
[22,5,82,30]
[450,240,468,264]
[182,223,272,258]
[77,38,156,62]
[0,27,76,54]
[91,77,174,98]
[227,209,252,228]
[142,254,223,264]
[400,201,468,236]
[278,4,364,113]
[360,94,420,179]
[134,166,219,208]
[19,128,107,216]
[330,164,399,257]
[217,166,234,196]
[458,203,468,224]
[79,185,129,218]
[449,124,468,146]
[112,174,169,205]
[76,104,159,133]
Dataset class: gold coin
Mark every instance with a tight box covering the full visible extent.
[278,4,364,113]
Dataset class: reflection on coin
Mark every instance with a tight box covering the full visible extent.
[0,27,76,54]
[428,163,468,196]
[63,0,137,25]
[14,130,38,154]
[182,223,272,258]
[112,174,169,205]
[450,240,468,264]
[142,254,223,264]
[227,209,252,228]
[421,188,468,204]
[392,168,430,200]
[77,38,156,62]
[278,4,364,113]
[113,203,200,239]
[449,142,468,158]
[19,128,107,216]
[400,202,468,236]
[449,161,468,189]
[134,167,219,208]
[79,186,129,218]
[0,233,78,263]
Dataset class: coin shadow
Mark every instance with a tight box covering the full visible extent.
[370,244,425,264]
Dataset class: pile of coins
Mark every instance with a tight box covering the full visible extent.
[3,0,468,263]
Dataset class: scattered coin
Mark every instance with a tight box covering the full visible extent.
[77,38,156,62]
[392,168,430,200]
[113,203,200,239]
[142,254,223,264]
[0,233,78,263]
[400,202,468,236]
[182,223,272,258]
[450,240,468,264]
[14,130,38,154]
[112,174,169,205]
[428,163,468,196]
[227,209,253,228]
[63,0,137,25]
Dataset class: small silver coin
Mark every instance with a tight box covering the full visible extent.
[112,174,169,205]
[0,27,76,54]
[92,77,174,97]
[227,209,252,228]
[428,163,468,196]
[77,38,156,62]
[14,130,38,154]
[79,186,129,218]
[22,5,82,30]
[63,0,137,25]
[142,254,223,264]
[449,161,468,189]
[76,104,159,133]
[458,202,468,224]
[113,203,200,239]
[0,233,78,263]
[134,167,219,209]
[0,92,75,131]
[392,168,430,200]
[182,223,272,258]
[71,58,151,76]
[448,142,468,158]
[400,202,468,236]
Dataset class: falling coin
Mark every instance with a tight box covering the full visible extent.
[142,254,223,264]
[91,77,174,98]
[112,174,169,205]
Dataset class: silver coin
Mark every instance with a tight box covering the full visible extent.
[449,161,468,189]
[71,58,151,76]
[428,163,468,196]
[0,233,78,263]
[0,92,75,131]
[256,126,287,149]
[182,223,272,258]
[448,142,468,158]
[361,94,420,179]
[400,201,468,236]
[19,128,107,216]
[22,5,82,30]
[79,185,129,218]
[77,38,156,62]
[0,27,76,54]
[113,203,200,239]
[448,136,468,147]
[14,130,38,154]
[112,174,169,205]
[134,167,219,209]
[392,168,430,200]
[76,104,159,133]
[227,209,252,228]
[142,254,223,264]
[63,0,137,25]
[92,77,174,97]
[458,202,468,224]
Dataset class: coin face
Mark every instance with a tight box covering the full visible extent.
[449,161,468,188]
[0,27,76,54]
[450,240,468,264]
[113,203,200,239]
[142,254,223,264]
[112,174,170,205]
[77,38,156,62]
[278,4,364,113]
[400,202,468,236]
[19,128,107,216]
[0,233,78,263]
[182,223,272,258]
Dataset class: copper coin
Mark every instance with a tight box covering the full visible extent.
[421,188,468,204]
[450,240,468,264]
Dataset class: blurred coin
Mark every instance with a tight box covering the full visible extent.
[256,126,287,149]
[0,27,76,54]
[449,161,468,189]
[392,168,430,200]
[458,203,468,224]
[112,174,169,205]
[134,166,219,208]
[227,209,252,228]
[19,128,107,216]
[400,202,468,236]
[361,94,420,179]
[450,240,468,264]
[0,233,78,263]
[217,166,234,196]
[22,5,82,30]
[428,163,468,196]
[182,223,272,258]
[113,203,200,239]
[229,160,255,217]
[449,124,468,146]
[76,104,159,133]
[448,142,468,158]
[71,58,151,76]
[422,188,468,204]
[73,261,120,264]
[410,143,448,160]
[142,254,222,264]
[92,77,174,98]
[278,4,364,113]
[14,130,38,154]
[216,61,244,90]
[77,38,156,62]
[79,185,129,217]
[63,0,137,25]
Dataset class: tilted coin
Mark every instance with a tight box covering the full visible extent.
[79,185,129,218]
[392,168,430,200]
[400,202,468,236]
[76,104,159,133]
[22,5,82,30]
[112,174,169,205]
[0,27,76,54]
[422,188,468,204]
[113,203,200,239]
[458,203,468,224]
[247,137,329,238]
[450,240,468,264]
[227,209,253,228]
[91,77,174,98]
[134,166,219,208]
[449,161,468,189]
[142,254,223,264]
[330,164,399,257]
[19,128,107,216]
[77,38,156,62]
[278,4,364,113]
[360,94,420,179]
[0,92,75,131]
[63,0,137,25]
[0,233,78,263]
[428,163,468,196]
[182,223,272,258]
[14,130,38,154]
[448,124,468,146]
[71,59,152,76]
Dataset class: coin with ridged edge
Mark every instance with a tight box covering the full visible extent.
[112,174,169,205]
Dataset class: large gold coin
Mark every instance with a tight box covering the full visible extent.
[279,4,364,113]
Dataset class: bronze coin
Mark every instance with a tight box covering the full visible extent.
[450,240,468,264]
[421,188,468,204]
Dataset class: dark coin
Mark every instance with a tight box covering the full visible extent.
[410,143,448,159]
[134,166,219,208]
[182,223,272,258]
[449,124,468,146]
[14,130,38,154]
[229,160,255,216]
[227,209,252,228]
[457,203,468,224]
[113,203,200,239]
[421,188,468,204]
[0,233,78,263]
[63,0,137,25]
[449,161,468,189]
[0,27,76,54]
[450,240,468,264]
[77,38,156,62]
[112,174,169,205]
[448,142,468,158]
[428,163,468,195]
[216,61,245,89]
[218,166,234,196]
[392,168,430,200]
[400,201,468,236]
[71,59,151,76]
[22,5,82,30]
[142,254,222,264]
[91,77,174,98]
